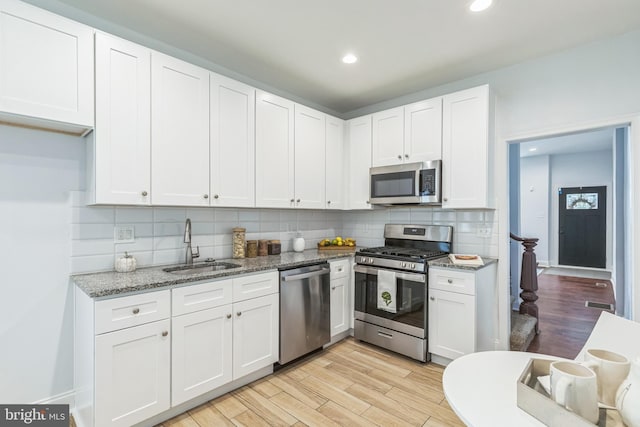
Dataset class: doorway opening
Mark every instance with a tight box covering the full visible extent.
[508,125,630,357]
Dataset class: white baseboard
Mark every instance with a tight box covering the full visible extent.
[33,389,75,407]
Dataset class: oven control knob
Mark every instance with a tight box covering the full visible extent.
[401,262,406,268]
[369,258,374,264]
[411,263,416,269]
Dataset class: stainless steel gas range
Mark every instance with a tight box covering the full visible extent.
[354,224,453,362]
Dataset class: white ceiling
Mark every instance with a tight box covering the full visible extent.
[519,128,615,158]
[36,0,640,115]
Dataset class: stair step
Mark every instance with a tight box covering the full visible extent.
[510,312,537,351]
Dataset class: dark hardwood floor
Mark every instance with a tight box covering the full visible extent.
[527,272,615,359]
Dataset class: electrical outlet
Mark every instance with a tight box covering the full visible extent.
[114,225,135,243]
[477,226,491,238]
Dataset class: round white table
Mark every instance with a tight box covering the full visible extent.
[443,351,560,427]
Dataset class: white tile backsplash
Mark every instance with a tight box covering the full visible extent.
[69,193,498,274]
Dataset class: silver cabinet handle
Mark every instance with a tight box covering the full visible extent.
[366,200,370,204]
[161,331,168,337]
[132,308,140,315]
[214,194,219,199]
[331,286,336,290]
[141,190,148,197]
[405,154,409,158]
[430,296,435,301]
[296,198,301,203]
[236,311,242,317]
[203,194,209,199]
[443,197,448,202]
[226,314,232,319]
[447,279,453,284]
[327,200,331,205]
[377,331,393,339]
[397,155,402,159]
[290,198,295,203]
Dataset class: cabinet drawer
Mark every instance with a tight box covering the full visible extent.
[95,290,170,334]
[330,258,350,279]
[429,269,475,295]
[172,279,233,316]
[233,271,278,302]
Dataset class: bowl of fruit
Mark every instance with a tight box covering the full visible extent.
[317,236,356,251]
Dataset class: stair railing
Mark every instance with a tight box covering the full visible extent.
[510,232,540,333]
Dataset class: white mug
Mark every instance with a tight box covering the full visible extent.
[550,361,599,423]
[583,348,630,407]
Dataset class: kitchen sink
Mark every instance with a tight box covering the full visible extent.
[163,261,241,275]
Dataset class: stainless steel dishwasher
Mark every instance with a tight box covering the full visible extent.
[279,263,331,365]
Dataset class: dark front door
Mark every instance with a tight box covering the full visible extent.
[559,186,606,268]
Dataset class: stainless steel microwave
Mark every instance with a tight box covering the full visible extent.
[369,160,442,205]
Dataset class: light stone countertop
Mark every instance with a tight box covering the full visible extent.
[72,249,355,299]
[428,256,498,271]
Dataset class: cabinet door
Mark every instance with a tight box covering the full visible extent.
[442,85,490,208]
[210,73,255,207]
[171,306,232,406]
[95,319,170,427]
[330,276,349,336]
[0,0,93,127]
[347,115,372,209]
[233,293,279,379]
[404,98,442,163]
[428,289,475,360]
[255,91,294,208]
[151,52,210,206]
[372,107,404,167]
[325,116,345,210]
[94,33,151,205]
[294,104,325,209]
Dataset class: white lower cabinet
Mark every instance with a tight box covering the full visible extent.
[232,293,279,379]
[171,305,232,406]
[329,258,352,337]
[75,271,279,427]
[428,263,497,363]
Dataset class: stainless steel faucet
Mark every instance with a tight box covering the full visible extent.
[184,218,200,265]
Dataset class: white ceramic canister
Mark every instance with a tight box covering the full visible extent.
[292,232,305,252]
[616,356,640,427]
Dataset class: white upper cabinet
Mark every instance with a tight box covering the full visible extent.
[346,115,373,210]
[210,73,255,207]
[372,107,404,167]
[442,85,492,209]
[0,0,94,131]
[151,52,210,206]
[325,116,345,210]
[294,104,326,209]
[255,90,295,208]
[92,33,150,205]
[372,99,443,167]
[404,97,442,163]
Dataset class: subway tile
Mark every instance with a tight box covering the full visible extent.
[72,206,114,224]
[153,207,186,222]
[132,223,154,238]
[192,222,215,235]
[115,237,154,253]
[72,223,115,240]
[154,236,183,251]
[72,239,114,257]
[214,245,232,259]
[215,208,238,222]
[197,245,215,260]
[409,208,433,224]
[239,209,260,222]
[154,222,183,237]
[214,221,238,234]
[260,221,280,232]
[456,211,485,222]
[186,208,215,222]
[71,254,114,274]
[259,210,280,222]
[153,249,183,266]
[68,190,86,207]
[192,234,215,247]
[214,234,232,245]
[432,210,456,221]
[115,207,153,223]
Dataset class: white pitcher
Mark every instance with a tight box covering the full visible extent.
[616,356,640,427]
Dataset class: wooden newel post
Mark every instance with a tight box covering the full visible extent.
[510,233,540,334]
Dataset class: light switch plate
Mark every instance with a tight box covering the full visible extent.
[114,225,135,243]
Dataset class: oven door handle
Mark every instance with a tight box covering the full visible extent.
[354,265,426,283]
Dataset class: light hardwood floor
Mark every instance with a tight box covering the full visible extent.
[159,338,464,427]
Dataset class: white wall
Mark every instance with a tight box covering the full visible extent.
[0,126,84,404]
[548,150,613,269]
[520,155,550,265]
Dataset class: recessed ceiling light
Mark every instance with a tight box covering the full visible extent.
[529,148,538,152]
[342,53,358,64]
[469,0,493,12]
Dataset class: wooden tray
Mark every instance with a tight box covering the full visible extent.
[317,244,356,252]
